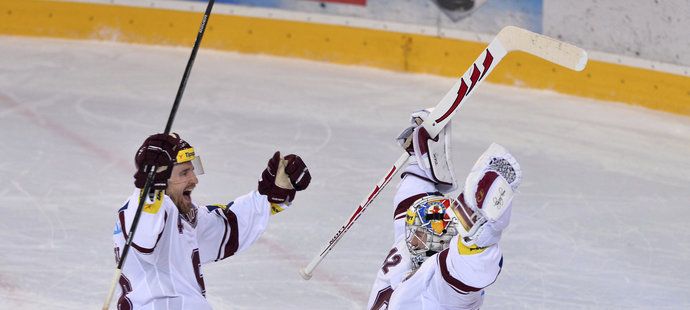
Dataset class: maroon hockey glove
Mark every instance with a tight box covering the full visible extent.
[258,151,296,204]
[283,154,311,191]
[133,133,187,190]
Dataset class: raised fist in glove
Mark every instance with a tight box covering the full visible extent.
[258,151,311,204]
[282,154,311,191]
[133,133,188,190]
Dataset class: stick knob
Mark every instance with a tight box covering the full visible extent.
[299,267,313,280]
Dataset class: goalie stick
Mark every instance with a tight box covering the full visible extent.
[299,26,587,280]
[101,1,216,309]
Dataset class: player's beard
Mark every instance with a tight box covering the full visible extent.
[170,188,194,215]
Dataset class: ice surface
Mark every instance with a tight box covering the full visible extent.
[0,36,689,309]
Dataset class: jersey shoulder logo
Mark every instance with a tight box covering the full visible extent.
[113,222,122,235]
[205,204,228,211]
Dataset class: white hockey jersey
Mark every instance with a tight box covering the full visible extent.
[367,238,414,310]
[112,189,275,309]
[370,168,504,310]
[388,234,503,310]
[367,174,438,310]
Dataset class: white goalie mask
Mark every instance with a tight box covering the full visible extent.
[405,195,459,268]
[454,143,522,248]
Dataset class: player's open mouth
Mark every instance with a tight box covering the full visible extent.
[183,190,193,200]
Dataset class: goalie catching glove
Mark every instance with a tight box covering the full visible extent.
[455,143,522,248]
[397,108,457,193]
[258,151,311,206]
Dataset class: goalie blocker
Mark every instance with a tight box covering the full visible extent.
[397,108,457,194]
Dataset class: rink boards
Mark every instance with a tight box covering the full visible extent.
[1,0,689,116]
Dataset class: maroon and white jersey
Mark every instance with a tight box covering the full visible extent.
[370,169,505,310]
[388,235,503,310]
[367,174,437,310]
[112,189,275,309]
[367,238,414,310]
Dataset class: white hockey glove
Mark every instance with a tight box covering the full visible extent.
[397,108,457,193]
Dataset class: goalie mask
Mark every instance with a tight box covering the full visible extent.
[454,143,522,248]
[405,195,459,268]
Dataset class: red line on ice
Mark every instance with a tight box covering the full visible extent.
[0,93,130,172]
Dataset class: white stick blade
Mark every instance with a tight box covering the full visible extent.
[497,26,588,71]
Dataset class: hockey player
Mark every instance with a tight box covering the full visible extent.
[367,110,521,309]
[112,133,311,309]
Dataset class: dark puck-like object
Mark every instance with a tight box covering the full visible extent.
[437,0,474,11]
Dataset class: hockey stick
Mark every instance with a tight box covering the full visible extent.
[299,26,587,280]
[101,1,216,309]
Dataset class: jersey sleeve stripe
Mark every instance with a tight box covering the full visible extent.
[118,210,168,254]
[222,208,240,258]
[215,208,230,261]
[438,248,482,294]
[393,192,442,219]
[394,193,428,220]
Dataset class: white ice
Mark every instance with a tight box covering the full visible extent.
[0,36,689,309]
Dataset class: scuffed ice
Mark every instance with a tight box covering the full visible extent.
[0,36,689,309]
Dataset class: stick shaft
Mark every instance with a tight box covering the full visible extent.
[165,0,216,135]
[300,153,409,279]
[101,269,122,310]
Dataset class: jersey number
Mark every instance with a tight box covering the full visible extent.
[370,286,394,310]
[192,249,207,297]
[381,247,402,274]
[111,246,133,309]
